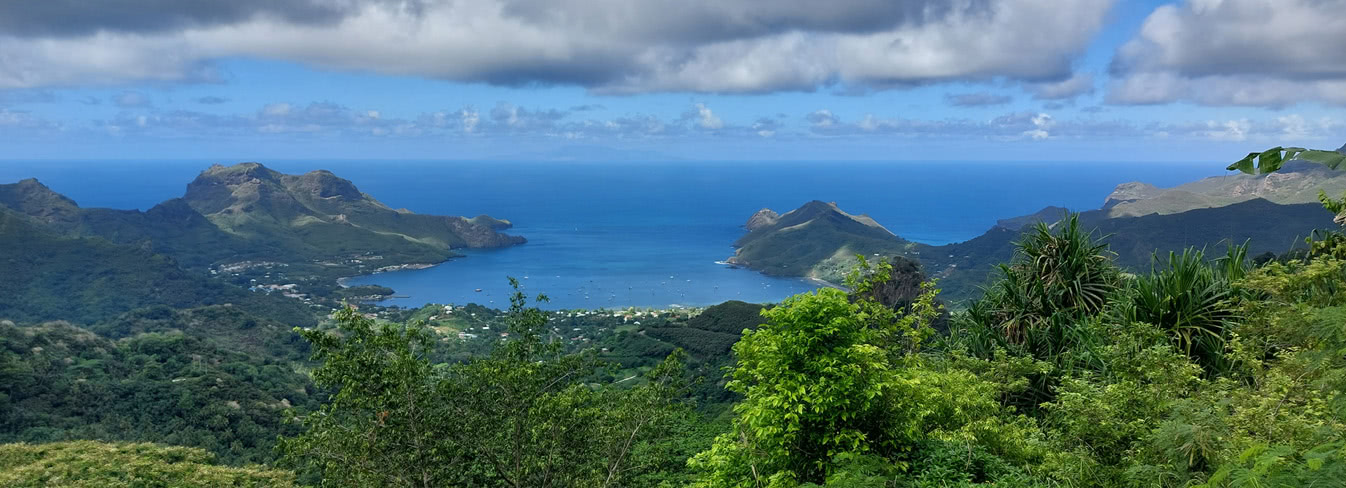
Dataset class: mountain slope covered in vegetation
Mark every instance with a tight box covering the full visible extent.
[0,206,317,325]
[727,200,909,283]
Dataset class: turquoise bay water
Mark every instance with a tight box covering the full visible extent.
[1,160,1222,309]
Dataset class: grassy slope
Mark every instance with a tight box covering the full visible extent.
[0,441,296,487]
[1105,160,1346,217]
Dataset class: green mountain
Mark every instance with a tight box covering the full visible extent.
[0,162,526,324]
[180,163,523,270]
[726,200,909,283]
[0,163,524,276]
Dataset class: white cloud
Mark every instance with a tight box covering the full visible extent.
[806,109,839,128]
[1203,119,1250,141]
[0,0,1115,94]
[692,103,723,130]
[460,108,479,133]
[1109,0,1346,106]
[1024,113,1054,140]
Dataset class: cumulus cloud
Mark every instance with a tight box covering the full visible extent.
[0,0,355,37]
[946,92,1013,107]
[806,109,841,129]
[0,0,1114,93]
[1023,113,1053,140]
[688,103,724,130]
[751,117,782,138]
[1109,0,1346,106]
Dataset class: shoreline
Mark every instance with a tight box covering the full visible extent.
[337,261,443,288]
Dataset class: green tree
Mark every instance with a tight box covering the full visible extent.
[690,261,943,486]
[279,278,688,487]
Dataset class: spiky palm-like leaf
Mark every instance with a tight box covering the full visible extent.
[1124,246,1248,374]
[977,214,1119,351]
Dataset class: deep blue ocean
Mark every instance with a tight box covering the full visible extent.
[1,160,1222,309]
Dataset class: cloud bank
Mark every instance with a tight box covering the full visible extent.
[0,0,1114,93]
[1109,0,1346,106]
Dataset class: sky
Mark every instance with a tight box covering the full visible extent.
[0,0,1343,162]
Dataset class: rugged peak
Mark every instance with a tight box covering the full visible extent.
[194,162,282,186]
[8,178,56,194]
[0,178,84,229]
[1103,182,1161,209]
[744,208,779,231]
[0,177,80,214]
[797,200,839,213]
[183,163,291,216]
[285,170,363,200]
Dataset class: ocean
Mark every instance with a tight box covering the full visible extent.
[1,160,1222,310]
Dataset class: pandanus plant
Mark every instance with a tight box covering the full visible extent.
[1123,245,1249,374]
[966,213,1119,363]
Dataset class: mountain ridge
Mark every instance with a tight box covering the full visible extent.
[1103,152,1346,217]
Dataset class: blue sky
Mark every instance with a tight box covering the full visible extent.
[0,0,1342,161]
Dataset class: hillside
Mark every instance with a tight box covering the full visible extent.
[0,321,320,465]
[907,198,1335,303]
[1104,157,1346,218]
[727,200,909,283]
[0,207,316,325]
